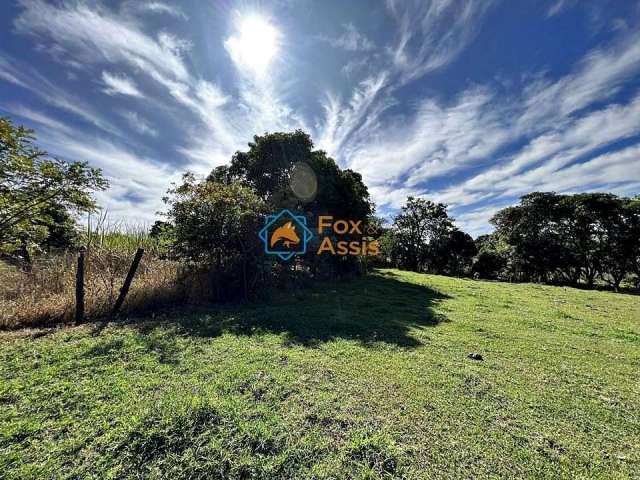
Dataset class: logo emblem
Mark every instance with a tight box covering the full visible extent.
[259,209,313,260]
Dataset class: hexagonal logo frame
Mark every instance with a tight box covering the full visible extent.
[259,209,313,260]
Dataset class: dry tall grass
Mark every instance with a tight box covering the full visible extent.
[1,215,194,329]
[1,214,294,329]
[0,248,185,329]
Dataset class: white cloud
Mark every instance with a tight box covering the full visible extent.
[496,139,640,201]
[547,0,577,17]
[347,88,509,186]
[453,205,502,238]
[317,73,389,158]
[39,130,181,224]
[1,104,73,134]
[518,33,640,133]
[317,23,375,51]
[316,0,501,208]
[387,0,496,84]
[139,2,187,20]
[101,71,143,97]
[15,0,189,82]
[319,28,640,222]
[436,90,640,209]
[6,0,640,236]
[120,111,158,137]
[13,0,253,174]
[368,184,426,210]
[0,54,119,134]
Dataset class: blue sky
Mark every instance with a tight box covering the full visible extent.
[1,0,639,236]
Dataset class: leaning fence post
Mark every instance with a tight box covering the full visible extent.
[112,248,144,317]
[75,248,85,324]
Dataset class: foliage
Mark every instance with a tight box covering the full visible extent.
[384,197,476,276]
[210,130,374,276]
[390,197,453,272]
[165,174,266,264]
[431,228,477,276]
[490,192,640,288]
[163,174,267,300]
[472,234,508,280]
[212,130,373,222]
[0,117,107,260]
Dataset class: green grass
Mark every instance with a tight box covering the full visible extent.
[1,269,639,479]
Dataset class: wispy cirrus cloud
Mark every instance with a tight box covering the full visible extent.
[317,73,389,157]
[517,31,640,132]
[0,53,119,134]
[346,87,509,186]
[138,2,187,20]
[317,23,375,52]
[386,0,496,84]
[0,104,73,135]
[39,130,181,224]
[547,0,577,18]
[426,33,640,212]
[452,206,502,238]
[13,0,253,170]
[323,26,640,227]
[101,71,143,97]
[120,111,158,138]
[316,0,501,199]
[14,0,190,82]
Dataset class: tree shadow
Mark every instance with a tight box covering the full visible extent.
[126,270,450,349]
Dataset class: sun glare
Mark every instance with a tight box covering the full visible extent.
[225,15,281,77]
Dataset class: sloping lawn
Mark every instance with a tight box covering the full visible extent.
[1,269,639,479]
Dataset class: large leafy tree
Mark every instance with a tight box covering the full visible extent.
[491,191,640,288]
[628,197,640,287]
[209,131,374,275]
[391,197,453,272]
[598,196,640,290]
[472,233,508,280]
[491,193,577,283]
[164,174,266,264]
[432,228,477,276]
[210,130,373,221]
[562,193,620,287]
[0,117,108,259]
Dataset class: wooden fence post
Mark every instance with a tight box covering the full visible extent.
[75,249,85,324]
[112,248,144,317]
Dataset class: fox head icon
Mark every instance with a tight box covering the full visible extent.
[270,221,300,248]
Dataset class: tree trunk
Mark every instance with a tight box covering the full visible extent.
[19,241,32,272]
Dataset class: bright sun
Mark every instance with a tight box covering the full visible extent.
[224,15,281,76]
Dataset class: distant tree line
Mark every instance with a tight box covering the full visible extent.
[480,192,640,290]
[379,192,640,290]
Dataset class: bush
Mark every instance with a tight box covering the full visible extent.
[164,175,267,301]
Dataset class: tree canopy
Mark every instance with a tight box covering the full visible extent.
[0,117,108,260]
[489,192,640,289]
[383,197,476,276]
[210,130,373,222]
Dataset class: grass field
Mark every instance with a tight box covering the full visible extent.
[1,269,639,479]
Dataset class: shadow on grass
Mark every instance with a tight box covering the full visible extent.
[125,270,450,349]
